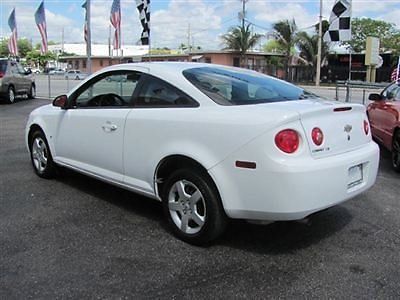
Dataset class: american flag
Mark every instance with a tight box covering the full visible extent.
[110,0,121,50]
[82,1,88,43]
[136,0,150,46]
[391,57,400,82]
[35,1,48,54]
[8,8,18,57]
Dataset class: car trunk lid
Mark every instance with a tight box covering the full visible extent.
[269,99,370,158]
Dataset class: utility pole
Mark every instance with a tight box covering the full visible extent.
[86,0,92,74]
[241,0,248,29]
[187,23,191,53]
[61,27,64,53]
[316,0,323,86]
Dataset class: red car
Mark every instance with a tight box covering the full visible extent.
[367,82,400,172]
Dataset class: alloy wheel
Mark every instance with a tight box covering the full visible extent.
[9,88,15,103]
[168,180,206,235]
[392,132,400,170]
[32,137,48,173]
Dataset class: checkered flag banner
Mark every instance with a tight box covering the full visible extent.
[136,0,150,46]
[324,0,352,42]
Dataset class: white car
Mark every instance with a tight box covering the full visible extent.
[65,70,87,80]
[25,63,379,244]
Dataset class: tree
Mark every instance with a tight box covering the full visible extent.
[296,31,329,80]
[17,38,33,57]
[0,38,32,57]
[345,18,400,55]
[221,24,262,67]
[272,19,298,78]
[25,50,56,69]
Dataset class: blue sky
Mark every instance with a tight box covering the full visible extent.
[1,0,400,49]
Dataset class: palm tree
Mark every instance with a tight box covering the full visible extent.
[221,24,262,68]
[296,31,328,79]
[272,19,298,79]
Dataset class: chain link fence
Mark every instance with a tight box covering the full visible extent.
[34,74,83,99]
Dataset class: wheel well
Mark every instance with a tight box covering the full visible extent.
[155,155,216,198]
[28,124,43,150]
[8,84,15,91]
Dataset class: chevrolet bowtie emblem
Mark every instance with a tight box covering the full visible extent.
[344,125,352,133]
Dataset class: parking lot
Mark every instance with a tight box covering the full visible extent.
[1,97,400,298]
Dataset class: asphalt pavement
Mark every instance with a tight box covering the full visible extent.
[1,98,400,299]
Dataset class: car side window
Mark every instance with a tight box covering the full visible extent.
[135,75,197,107]
[73,72,141,108]
[382,84,398,100]
[394,86,400,101]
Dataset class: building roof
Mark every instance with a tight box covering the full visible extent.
[49,43,149,56]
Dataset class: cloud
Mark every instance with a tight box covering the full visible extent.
[251,2,318,31]
[150,0,223,49]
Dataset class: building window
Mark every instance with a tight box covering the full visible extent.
[205,57,211,63]
[75,60,80,69]
[233,57,240,67]
[82,60,86,69]
[109,59,112,66]
[100,60,103,67]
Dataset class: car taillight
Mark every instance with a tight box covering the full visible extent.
[0,72,4,78]
[364,120,369,135]
[275,129,299,154]
[311,127,324,146]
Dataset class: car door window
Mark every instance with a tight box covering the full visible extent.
[382,84,398,101]
[73,72,141,108]
[135,75,197,107]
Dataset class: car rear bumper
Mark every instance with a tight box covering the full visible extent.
[209,141,380,221]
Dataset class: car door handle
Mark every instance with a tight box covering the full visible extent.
[102,122,118,132]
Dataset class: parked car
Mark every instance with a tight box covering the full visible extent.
[367,82,400,172]
[26,63,379,244]
[65,70,87,80]
[49,69,64,75]
[31,68,41,74]
[0,58,36,104]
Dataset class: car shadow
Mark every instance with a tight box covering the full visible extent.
[57,168,164,223]
[57,168,354,252]
[218,206,353,254]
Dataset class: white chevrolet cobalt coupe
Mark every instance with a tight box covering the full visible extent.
[26,63,379,244]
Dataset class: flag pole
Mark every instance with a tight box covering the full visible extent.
[348,47,352,81]
[396,56,400,83]
[148,0,152,62]
[86,0,92,75]
[316,0,323,86]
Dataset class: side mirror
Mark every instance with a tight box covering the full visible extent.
[368,93,382,101]
[53,95,68,109]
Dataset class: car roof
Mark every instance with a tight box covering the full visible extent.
[100,61,246,74]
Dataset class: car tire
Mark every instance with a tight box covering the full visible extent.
[392,130,400,173]
[162,168,228,245]
[30,130,57,179]
[6,86,16,104]
[28,84,36,99]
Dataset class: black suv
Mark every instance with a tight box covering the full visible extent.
[0,59,36,104]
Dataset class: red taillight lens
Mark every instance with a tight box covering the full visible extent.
[311,127,324,146]
[364,120,369,135]
[275,129,299,153]
[0,72,4,78]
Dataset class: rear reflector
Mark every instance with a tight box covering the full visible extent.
[235,161,257,169]
[334,107,352,112]
[311,127,324,146]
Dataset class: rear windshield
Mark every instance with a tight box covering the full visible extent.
[183,67,317,105]
[0,61,7,73]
